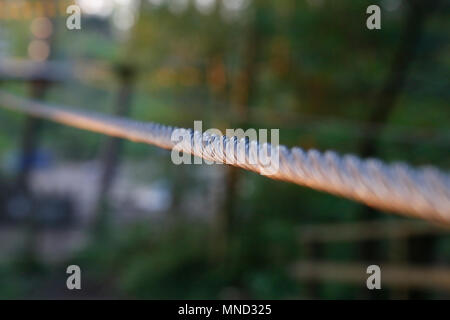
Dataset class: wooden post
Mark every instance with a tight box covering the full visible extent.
[302,240,323,299]
[17,77,51,270]
[211,24,261,262]
[18,6,56,266]
[356,0,437,298]
[95,64,135,213]
[17,79,50,191]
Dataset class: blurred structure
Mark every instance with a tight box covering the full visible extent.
[0,0,448,300]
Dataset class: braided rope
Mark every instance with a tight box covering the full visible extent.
[0,90,449,224]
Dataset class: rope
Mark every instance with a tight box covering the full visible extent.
[0,90,449,224]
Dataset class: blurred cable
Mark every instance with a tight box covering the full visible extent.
[0,90,449,224]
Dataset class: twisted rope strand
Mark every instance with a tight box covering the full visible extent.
[0,90,449,224]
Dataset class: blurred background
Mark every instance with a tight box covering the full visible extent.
[0,0,449,299]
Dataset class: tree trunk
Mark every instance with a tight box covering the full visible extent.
[212,25,261,261]
[357,0,438,299]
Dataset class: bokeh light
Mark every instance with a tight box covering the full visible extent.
[195,0,216,15]
[75,0,114,17]
[30,17,53,40]
[28,39,50,61]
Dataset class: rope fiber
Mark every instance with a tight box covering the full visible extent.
[0,90,449,224]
